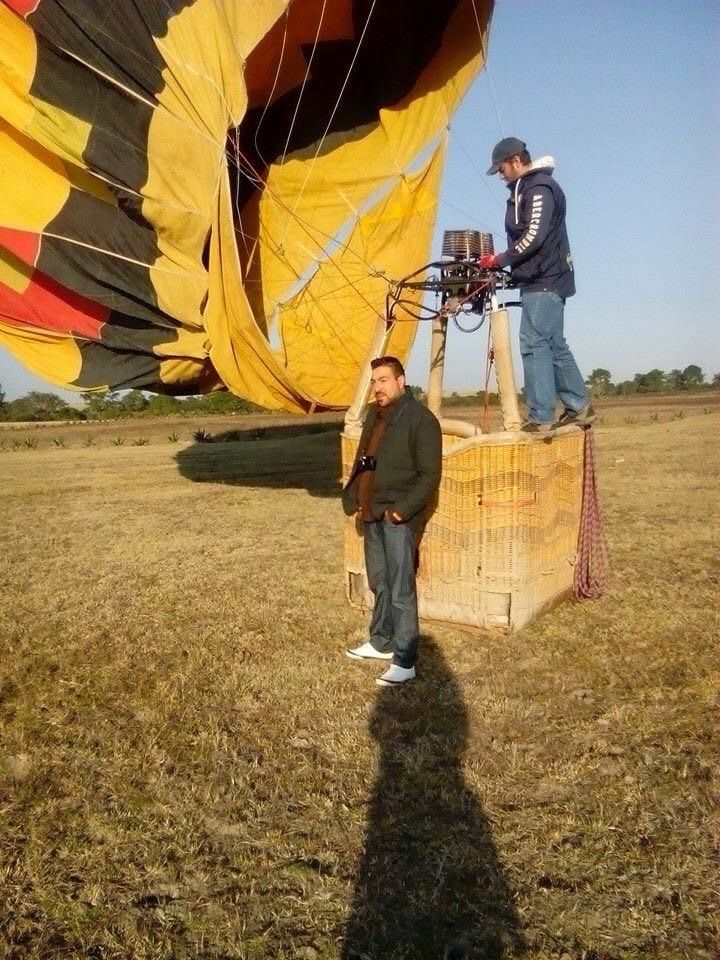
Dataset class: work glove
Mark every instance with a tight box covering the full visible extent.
[477,253,500,269]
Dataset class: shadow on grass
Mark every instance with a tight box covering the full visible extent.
[343,639,525,960]
[173,423,341,498]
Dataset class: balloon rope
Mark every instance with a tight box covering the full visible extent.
[227,145,391,287]
[278,0,329,170]
[470,0,506,138]
[226,149,386,318]
[253,6,291,169]
[448,128,505,217]
[439,196,500,238]
[433,69,504,219]
[481,323,493,432]
[278,0,379,251]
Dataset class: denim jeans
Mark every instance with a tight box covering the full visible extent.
[519,290,589,424]
[363,519,419,669]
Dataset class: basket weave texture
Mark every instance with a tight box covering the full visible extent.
[342,429,584,631]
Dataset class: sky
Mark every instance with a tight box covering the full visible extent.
[1,0,718,400]
[407,0,720,391]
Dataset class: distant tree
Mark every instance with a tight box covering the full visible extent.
[712,373,720,389]
[441,391,482,408]
[4,391,84,422]
[120,389,149,413]
[0,381,6,413]
[633,369,665,393]
[615,380,637,395]
[681,364,704,388]
[665,369,685,391]
[586,368,613,397]
[82,390,121,419]
[194,391,259,414]
[407,384,427,404]
[158,392,264,416]
[145,394,182,416]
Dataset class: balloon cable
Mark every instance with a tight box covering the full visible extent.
[470,0,506,138]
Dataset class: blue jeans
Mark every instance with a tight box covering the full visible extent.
[363,519,419,669]
[519,290,589,424]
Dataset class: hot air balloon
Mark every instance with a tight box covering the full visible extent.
[1,0,607,631]
[0,0,492,412]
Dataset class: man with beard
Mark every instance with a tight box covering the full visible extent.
[480,137,592,433]
[342,356,442,687]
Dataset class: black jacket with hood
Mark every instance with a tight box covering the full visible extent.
[497,156,576,299]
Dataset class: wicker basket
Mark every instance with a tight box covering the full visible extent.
[341,426,584,632]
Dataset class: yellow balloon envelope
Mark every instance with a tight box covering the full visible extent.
[0,0,492,411]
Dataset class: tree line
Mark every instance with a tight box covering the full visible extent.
[0,364,717,422]
[0,388,263,423]
[587,365,718,397]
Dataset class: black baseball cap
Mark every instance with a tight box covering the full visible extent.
[486,137,527,175]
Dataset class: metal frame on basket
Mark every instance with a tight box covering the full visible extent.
[344,229,523,438]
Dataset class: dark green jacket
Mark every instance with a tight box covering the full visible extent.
[342,390,442,532]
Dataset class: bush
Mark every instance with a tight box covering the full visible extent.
[82,391,121,420]
[145,395,183,417]
[439,390,500,409]
[2,392,85,422]
[185,392,261,415]
[119,390,149,414]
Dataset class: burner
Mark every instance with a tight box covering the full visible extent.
[441,229,494,261]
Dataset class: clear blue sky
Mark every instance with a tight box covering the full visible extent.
[1,0,718,399]
[409,0,720,391]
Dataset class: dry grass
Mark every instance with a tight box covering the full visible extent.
[0,411,345,448]
[0,403,716,959]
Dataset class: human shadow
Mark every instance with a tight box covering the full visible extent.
[173,422,341,498]
[343,639,525,960]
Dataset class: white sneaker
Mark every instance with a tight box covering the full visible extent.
[376,664,416,686]
[346,641,393,661]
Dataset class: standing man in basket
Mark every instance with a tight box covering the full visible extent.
[479,137,593,434]
[342,357,442,687]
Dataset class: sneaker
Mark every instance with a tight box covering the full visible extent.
[555,404,596,428]
[376,664,416,686]
[346,641,393,661]
[520,420,554,435]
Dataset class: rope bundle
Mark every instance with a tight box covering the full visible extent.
[574,427,610,599]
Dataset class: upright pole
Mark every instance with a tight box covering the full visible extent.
[489,293,522,431]
[426,315,448,419]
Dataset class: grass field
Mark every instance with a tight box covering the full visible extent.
[0,398,716,959]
